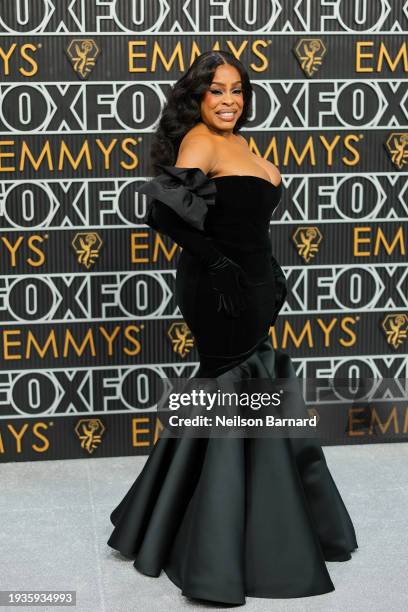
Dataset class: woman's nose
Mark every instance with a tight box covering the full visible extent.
[222,92,234,103]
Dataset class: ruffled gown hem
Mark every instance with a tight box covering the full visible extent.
[163,564,337,604]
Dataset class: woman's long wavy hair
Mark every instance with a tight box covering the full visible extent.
[149,50,253,175]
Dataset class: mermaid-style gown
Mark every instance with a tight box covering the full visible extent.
[107,165,358,604]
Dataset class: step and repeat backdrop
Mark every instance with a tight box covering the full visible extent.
[0,1,407,462]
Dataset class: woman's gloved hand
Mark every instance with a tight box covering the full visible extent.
[270,254,287,326]
[207,256,250,318]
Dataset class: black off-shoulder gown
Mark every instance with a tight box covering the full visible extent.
[107,165,358,605]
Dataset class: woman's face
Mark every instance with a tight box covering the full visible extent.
[200,63,244,135]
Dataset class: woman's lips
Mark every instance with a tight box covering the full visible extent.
[216,111,236,122]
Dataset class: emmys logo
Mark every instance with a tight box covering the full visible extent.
[293,38,327,77]
[75,418,105,454]
[66,39,100,79]
[72,232,102,269]
[167,322,194,357]
[381,314,408,349]
[385,132,408,169]
[292,227,323,262]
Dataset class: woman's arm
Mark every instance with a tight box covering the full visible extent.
[140,135,249,317]
[146,135,224,266]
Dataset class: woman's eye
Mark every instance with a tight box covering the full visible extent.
[210,89,242,95]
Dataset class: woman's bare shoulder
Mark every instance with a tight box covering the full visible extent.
[236,133,248,146]
[176,126,217,173]
[180,123,215,147]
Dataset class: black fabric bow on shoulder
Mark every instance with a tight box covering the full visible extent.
[136,163,217,232]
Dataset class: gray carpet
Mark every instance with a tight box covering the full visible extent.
[0,443,407,611]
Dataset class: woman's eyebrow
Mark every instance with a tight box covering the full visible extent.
[211,80,242,85]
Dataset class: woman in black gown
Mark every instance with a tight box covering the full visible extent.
[107,51,358,605]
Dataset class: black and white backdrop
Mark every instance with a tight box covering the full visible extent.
[0,1,407,462]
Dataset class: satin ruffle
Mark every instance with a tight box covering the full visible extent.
[107,336,358,605]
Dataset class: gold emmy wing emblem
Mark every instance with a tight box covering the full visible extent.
[385,132,408,169]
[293,38,327,77]
[292,226,323,262]
[167,322,194,357]
[75,419,106,454]
[381,314,408,349]
[307,407,320,424]
[66,39,100,79]
[72,232,102,269]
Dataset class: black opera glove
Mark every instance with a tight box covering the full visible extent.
[270,253,287,326]
[208,256,250,318]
